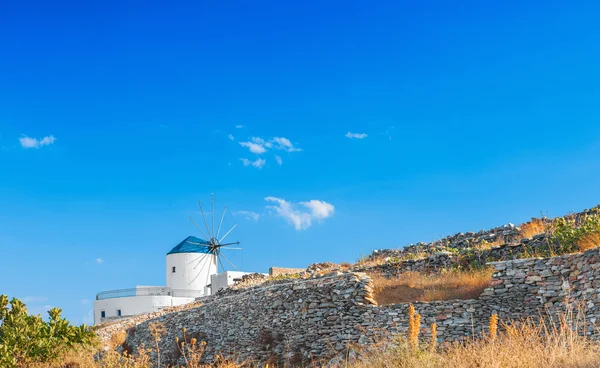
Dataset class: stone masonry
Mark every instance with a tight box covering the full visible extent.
[97,247,600,366]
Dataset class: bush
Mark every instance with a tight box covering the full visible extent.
[0,295,97,367]
[549,214,600,254]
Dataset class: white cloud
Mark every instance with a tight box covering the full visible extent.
[300,200,336,219]
[96,258,104,264]
[265,197,335,231]
[82,309,94,325]
[81,299,90,305]
[239,141,267,154]
[19,135,56,149]
[235,125,244,129]
[234,210,260,221]
[240,158,266,169]
[21,296,49,303]
[275,155,283,165]
[345,132,368,139]
[272,137,302,152]
[239,136,301,155]
[228,134,235,141]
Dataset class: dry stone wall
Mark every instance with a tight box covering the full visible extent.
[98,248,600,366]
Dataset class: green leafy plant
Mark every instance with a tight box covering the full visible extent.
[0,294,97,367]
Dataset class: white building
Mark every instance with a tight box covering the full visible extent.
[94,236,247,325]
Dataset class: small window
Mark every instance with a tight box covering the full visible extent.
[117,309,122,317]
[101,311,106,318]
[172,266,176,273]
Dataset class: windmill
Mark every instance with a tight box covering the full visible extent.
[187,194,243,284]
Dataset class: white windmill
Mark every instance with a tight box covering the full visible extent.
[166,194,243,296]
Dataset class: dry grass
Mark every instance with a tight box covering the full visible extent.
[577,231,600,251]
[519,218,547,239]
[346,313,600,368]
[109,330,127,349]
[370,269,494,305]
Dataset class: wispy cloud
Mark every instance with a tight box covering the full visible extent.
[82,309,94,325]
[345,132,368,139]
[240,158,266,169]
[159,124,168,129]
[238,136,302,159]
[81,299,91,305]
[234,210,260,221]
[272,137,302,152]
[265,197,335,231]
[274,155,283,165]
[21,296,49,303]
[96,258,104,264]
[228,134,235,141]
[239,141,267,154]
[19,135,56,149]
[235,125,244,129]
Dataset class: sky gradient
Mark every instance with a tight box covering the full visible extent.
[1,1,600,323]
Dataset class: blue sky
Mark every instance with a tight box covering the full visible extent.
[1,0,600,323]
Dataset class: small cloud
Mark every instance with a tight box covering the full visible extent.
[265,197,335,231]
[19,135,56,149]
[240,158,266,169]
[345,132,368,139]
[239,141,267,154]
[300,200,336,220]
[96,258,104,264]
[235,125,244,129]
[21,296,49,303]
[234,210,260,221]
[274,155,283,165]
[228,134,235,141]
[81,299,90,305]
[82,309,94,325]
[272,137,302,152]
[239,136,301,155]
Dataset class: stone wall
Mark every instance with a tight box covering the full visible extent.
[98,248,600,366]
[269,267,306,277]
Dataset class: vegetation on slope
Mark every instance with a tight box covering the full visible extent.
[370,268,494,305]
[0,295,97,368]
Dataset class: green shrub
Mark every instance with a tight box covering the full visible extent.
[0,294,98,367]
[550,214,600,253]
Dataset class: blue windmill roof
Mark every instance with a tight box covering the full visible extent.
[167,236,212,255]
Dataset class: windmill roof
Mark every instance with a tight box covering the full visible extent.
[167,236,211,255]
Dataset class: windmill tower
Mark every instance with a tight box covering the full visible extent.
[166,194,241,296]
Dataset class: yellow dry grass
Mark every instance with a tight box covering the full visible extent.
[519,218,547,239]
[347,314,599,368]
[370,269,494,305]
[577,231,600,251]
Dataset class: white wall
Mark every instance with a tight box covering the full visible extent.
[210,271,253,294]
[166,252,217,293]
[93,295,196,325]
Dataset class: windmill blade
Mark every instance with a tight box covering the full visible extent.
[189,216,211,241]
[216,205,227,239]
[216,241,240,247]
[220,251,241,272]
[186,255,204,265]
[198,200,213,239]
[217,252,227,273]
[219,224,238,243]
[211,194,215,241]
[193,255,209,270]
[190,257,210,284]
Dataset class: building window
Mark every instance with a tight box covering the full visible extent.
[117,309,122,317]
[100,311,106,318]
[172,266,176,273]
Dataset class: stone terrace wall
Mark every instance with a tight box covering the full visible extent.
[100,248,600,366]
[269,267,306,277]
